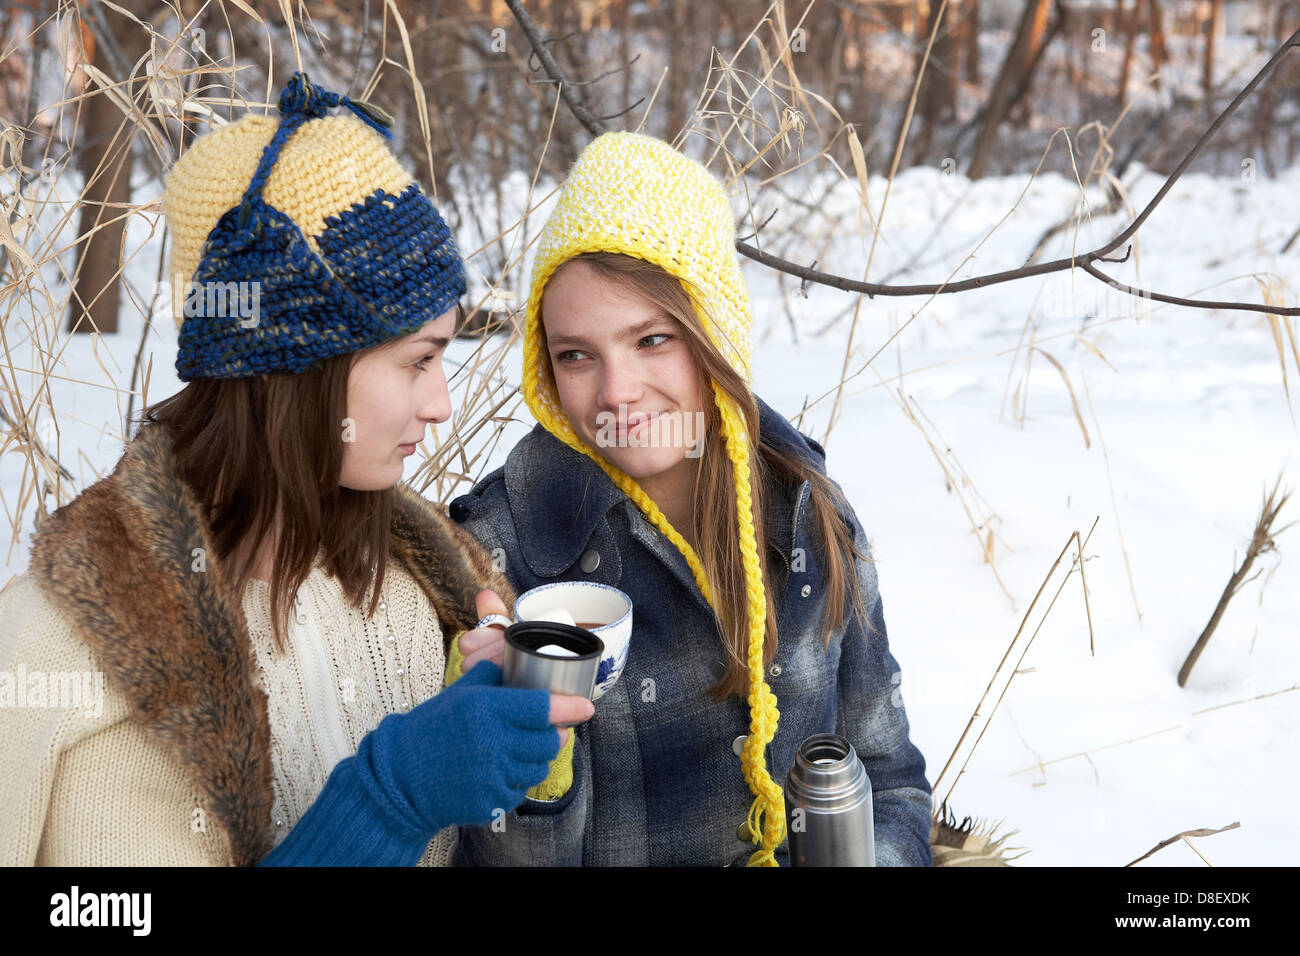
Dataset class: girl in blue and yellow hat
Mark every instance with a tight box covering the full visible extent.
[0,73,591,866]
[450,132,933,866]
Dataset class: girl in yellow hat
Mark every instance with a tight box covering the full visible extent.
[450,131,933,866]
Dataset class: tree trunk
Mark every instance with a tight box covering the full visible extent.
[618,0,630,123]
[964,0,981,85]
[1148,0,1167,93]
[666,0,689,140]
[1008,0,1051,126]
[67,6,150,335]
[903,0,957,165]
[936,2,959,119]
[966,0,1049,178]
[1202,0,1223,97]
[1117,0,1134,105]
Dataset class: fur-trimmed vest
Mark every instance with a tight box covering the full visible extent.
[9,421,513,865]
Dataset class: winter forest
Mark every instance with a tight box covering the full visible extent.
[1,0,1298,870]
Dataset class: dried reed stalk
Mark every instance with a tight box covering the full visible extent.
[1178,477,1292,687]
[934,518,1099,806]
[1125,822,1239,867]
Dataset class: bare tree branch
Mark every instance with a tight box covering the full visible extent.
[505,0,1300,318]
[503,0,607,137]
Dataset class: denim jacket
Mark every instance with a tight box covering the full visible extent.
[449,396,932,866]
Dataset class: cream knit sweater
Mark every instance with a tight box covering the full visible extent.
[0,560,456,866]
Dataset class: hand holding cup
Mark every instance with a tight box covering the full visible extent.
[459,589,512,671]
[460,589,591,742]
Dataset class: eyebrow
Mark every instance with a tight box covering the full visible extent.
[547,316,671,350]
[406,334,451,351]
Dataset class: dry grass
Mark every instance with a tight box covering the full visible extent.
[1178,476,1292,687]
[1008,682,1299,780]
[884,377,1017,603]
[933,518,1098,809]
[1125,821,1240,867]
[1083,371,1143,625]
[1259,273,1300,421]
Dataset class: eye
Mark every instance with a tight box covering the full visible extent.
[553,334,672,365]
[412,353,438,371]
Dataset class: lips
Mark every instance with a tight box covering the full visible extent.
[614,411,661,439]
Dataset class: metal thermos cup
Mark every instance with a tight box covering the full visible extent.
[784,732,875,867]
[502,620,603,726]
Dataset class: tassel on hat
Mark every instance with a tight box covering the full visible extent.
[522,132,786,866]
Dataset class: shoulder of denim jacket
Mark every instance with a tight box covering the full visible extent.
[797,429,827,463]
[448,465,506,522]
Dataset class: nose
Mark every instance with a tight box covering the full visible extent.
[419,362,453,427]
[597,353,645,411]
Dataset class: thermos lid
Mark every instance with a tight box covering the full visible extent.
[505,620,603,660]
[786,733,872,810]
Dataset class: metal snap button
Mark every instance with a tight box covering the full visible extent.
[800,584,812,597]
[736,820,755,842]
[579,549,601,573]
[732,734,747,756]
[769,663,783,677]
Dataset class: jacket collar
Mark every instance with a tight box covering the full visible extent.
[505,426,626,577]
[27,420,511,865]
[506,395,828,576]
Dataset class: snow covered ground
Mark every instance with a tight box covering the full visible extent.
[3,152,1296,866]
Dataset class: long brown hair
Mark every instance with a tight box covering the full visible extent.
[542,252,871,700]
[136,348,396,653]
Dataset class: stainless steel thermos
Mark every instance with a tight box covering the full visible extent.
[784,732,875,866]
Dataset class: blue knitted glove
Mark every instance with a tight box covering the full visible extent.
[259,661,559,866]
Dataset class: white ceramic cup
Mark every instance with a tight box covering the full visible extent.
[478,581,633,700]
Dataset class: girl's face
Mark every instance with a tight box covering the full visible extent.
[542,260,707,493]
[340,306,457,491]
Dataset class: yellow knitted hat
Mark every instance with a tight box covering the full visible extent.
[523,132,786,866]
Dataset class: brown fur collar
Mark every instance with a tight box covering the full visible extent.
[27,420,515,865]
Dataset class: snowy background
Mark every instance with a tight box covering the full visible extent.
[3,151,1296,867]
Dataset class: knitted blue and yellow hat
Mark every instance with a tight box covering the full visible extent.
[163,72,465,381]
[523,132,786,866]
